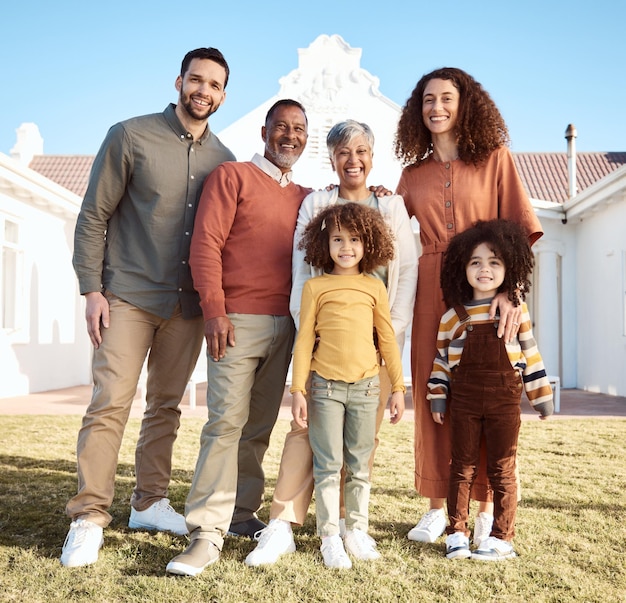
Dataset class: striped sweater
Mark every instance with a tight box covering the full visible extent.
[427,299,554,417]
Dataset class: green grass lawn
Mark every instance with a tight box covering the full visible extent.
[0,415,625,602]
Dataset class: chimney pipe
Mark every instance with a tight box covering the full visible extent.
[565,124,577,199]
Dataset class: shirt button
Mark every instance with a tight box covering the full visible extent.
[190,175,195,180]
[445,162,450,169]
[185,231,190,236]
[188,203,193,208]
[178,287,183,292]
[447,223,453,229]
[445,201,451,208]
[182,260,187,265]
[190,147,195,152]
[445,181,451,188]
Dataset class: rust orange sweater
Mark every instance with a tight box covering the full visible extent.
[190,161,310,319]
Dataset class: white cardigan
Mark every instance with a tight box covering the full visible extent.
[290,188,418,349]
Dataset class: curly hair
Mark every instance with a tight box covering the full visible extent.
[394,67,510,167]
[299,203,395,274]
[441,219,534,308]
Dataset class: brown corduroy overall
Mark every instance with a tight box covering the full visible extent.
[446,306,523,541]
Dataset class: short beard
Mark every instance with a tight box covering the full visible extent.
[265,147,299,170]
[179,89,216,122]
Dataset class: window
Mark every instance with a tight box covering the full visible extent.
[1,216,24,330]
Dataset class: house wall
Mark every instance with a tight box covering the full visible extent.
[574,200,626,395]
[535,208,577,388]
[0,160,91,398]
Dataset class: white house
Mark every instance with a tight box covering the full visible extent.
[1,34,626,400]
[0,129,91,398]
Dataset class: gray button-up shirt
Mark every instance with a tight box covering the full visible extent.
[73,103,235,319]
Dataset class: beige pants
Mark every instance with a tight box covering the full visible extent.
[269,366,392,525]
[185,314,295,549]
[66,293,204,527]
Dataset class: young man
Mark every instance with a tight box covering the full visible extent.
[62,48,235,568]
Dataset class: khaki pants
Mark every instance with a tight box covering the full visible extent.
[269,365,392,525]
[66,293,204,527]
[185,314,295,549]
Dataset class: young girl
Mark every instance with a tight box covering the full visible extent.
[426,219,553,561]
[290,202,406,569]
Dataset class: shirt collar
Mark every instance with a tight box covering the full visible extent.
[164,103,211,144]
[251,153,293,187]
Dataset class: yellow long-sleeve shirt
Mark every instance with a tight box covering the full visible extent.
[290,273,406,394]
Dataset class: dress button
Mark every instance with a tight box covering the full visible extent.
[447,223,453,229]
[445,181,451,188]
[445,162,450,169]
[445,201,451,208]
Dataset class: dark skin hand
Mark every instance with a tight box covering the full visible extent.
[205,316,236,361]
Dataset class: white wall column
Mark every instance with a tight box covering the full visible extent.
[532,239,564,378]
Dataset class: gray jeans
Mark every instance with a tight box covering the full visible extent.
[308,372,380,536]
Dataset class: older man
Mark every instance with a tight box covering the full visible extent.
[166,99,311,576]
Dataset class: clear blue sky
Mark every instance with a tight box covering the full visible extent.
[2,0,624,157]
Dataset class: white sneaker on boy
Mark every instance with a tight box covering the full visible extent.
[471,536,517,561]
[60,519,104,567]
[445,532,471,560]
[407,508,447,543]
[244,519,296,567]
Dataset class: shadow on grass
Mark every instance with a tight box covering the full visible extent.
[0,455,190,554]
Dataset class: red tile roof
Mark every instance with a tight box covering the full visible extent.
[29,151,626,205]
[28,155,94,198]
[514,152,626,204]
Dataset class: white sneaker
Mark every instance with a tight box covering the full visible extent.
[320,534,352,569]
[472,512,494,547]
[471,536,517,561]
[407,508,447,543]
[244,519,296,567]
[445,532,471,560]
[344,528,381,561]
[60,519,104,567]
[129,498,187,535]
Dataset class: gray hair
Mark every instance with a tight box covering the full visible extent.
[326,120,375,160]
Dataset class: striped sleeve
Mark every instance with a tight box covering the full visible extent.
[517,303,554,416]
[427,308,466,413]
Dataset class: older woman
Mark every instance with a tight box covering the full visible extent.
[245,119,418,566]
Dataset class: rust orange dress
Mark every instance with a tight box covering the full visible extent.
[396,146,543,500]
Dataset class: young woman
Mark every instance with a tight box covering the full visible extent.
[395,68,543,545]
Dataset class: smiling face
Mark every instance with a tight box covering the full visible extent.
[262,105,308,172]
[175,58,227,125]
[465,242,506,300]
[328,226,364,275]
[331,134,373,198]
[422,77,460,138]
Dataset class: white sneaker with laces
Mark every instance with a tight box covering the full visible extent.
[471,536,517,561]
[244,519,296,567]
[128,498,187,535]
[60,519,104,567]
[320,534,352,569]
[407,508,447,543]
[472,512,494,547]
[445,532,471,560]
[344,528,381,561]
